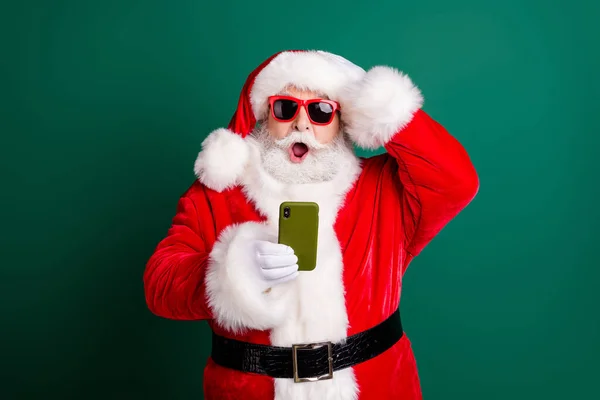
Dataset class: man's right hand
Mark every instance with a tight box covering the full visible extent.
[250,240,299,286]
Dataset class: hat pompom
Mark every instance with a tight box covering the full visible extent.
[194,128,250,192]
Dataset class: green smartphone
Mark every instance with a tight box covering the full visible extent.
[278,201,319,271]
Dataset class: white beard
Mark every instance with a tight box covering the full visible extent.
[249,123,357,185]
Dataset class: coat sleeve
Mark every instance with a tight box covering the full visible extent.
[340,66,479,264]
[384,108,479,259]
[143,184,214,320]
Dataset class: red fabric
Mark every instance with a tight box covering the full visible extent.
[144,109,479,399]
[227,51,280,137]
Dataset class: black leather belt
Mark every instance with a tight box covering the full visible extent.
[210,308,403,383]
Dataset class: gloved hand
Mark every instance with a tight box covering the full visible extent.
[205,222,299,332]
[250,240,299,287]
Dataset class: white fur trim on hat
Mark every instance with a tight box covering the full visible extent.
[338,66,424,150]
[194,128,249,192]
[250,50,366,120]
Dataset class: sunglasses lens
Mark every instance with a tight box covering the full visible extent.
[307,102,334,124]
[273,99,298,120]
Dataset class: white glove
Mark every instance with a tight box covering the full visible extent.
[250,240,299,287]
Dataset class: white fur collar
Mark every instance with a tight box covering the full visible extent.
[193,128,250,193]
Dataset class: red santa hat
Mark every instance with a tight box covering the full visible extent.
[194,49,424,192]
[226,49,367,137]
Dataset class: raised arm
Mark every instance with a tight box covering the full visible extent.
[340,66,479,263]
[385,107,479,259]
[143,185,214,320]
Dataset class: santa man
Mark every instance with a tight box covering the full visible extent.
[144,50,479,400]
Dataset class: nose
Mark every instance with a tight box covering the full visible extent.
[292,106,312,132]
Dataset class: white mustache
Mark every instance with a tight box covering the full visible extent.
[273,131,329,151]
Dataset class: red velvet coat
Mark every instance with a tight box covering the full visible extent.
[144,67,479,400]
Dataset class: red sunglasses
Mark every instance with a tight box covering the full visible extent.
[268,95,340,126]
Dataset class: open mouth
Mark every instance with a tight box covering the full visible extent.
[288,142,309,163]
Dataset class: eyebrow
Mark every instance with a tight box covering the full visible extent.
[278,87,329,99]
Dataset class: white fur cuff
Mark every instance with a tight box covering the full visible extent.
[339,66,424,150]
[194,128,249,192]
[205,222,294,334]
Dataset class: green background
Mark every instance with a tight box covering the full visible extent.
[2,0,598,399]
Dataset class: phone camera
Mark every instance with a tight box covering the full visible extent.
[283,207,291,218]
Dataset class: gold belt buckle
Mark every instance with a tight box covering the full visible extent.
[292,342,334,383]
